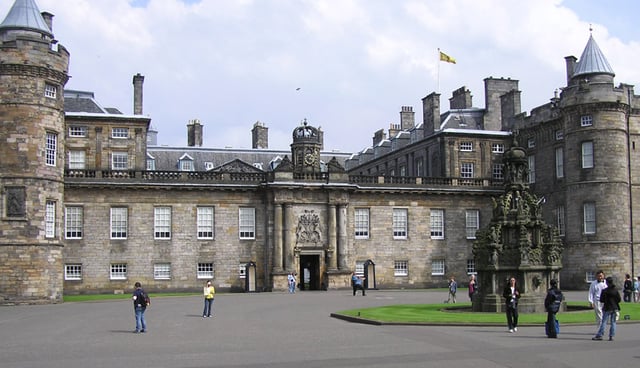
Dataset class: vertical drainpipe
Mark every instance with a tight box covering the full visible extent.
[627,88,635,278]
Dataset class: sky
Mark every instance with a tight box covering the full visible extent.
[2,0,639,153]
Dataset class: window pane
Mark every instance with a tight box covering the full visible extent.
[69,126,87,137]
[45,200,55,238]
[461,163,474,178]
[354,208,369,238]
[110,207,127,239]
[239,208,255,239]
[584,203,596,234]
[69,151,86,169]
[154,207,172,239]
[45,132,57,166]
[112,152,128,170]
[44,83,57,98]
[432,260,445,275]
[197,263,214,279]
[65,264,82,280]
[154,263,171,280]
[112,128,129,138]
[394,260,408,276]
[393,208,407,238]
[110,263,127,280]
[465,210,479,239]
[430,209,444,239]
[466,259,476,275]
[65,206,83,239]
[582,141,594,168]
[493,164,504,180]
[197,207,214,239]
[555,147,564,178]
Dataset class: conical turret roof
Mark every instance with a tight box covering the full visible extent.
[572,35,614,78]
[0,0,52,37]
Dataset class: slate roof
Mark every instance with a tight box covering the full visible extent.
[0,0,52,37]
[64,90,108,113]
[573,35,615,78]
[147,146,350,173]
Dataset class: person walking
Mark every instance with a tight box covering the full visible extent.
[588,270,607,327]
[544,279,563,338]
[468,274,478,302]
[623,274,633,302]
[634,276,640,303]
[593,277,622,341]
[351,272,365,296]
[203,280,215,318]
[447,276,457,303]
[287,272,296,294]
[132,282,148,333]
[502,277,520,333]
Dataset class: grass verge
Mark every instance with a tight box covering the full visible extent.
[335,302,640,325]
[63,292,200,303]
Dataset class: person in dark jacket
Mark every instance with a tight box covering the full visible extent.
[544,279,563,338]
[593,277,622,341]
[502,276,521,333]
[132,282,148,333]
[623,274,633,302]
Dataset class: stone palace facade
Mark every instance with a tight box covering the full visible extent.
[1,0,638,303]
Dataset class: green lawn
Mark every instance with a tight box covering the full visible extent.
[335,302,640,325]
[63,292,200,303]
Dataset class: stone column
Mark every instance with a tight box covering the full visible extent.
[327,204,338,270]
[273,203,283,272]
[283,203,293,271]
[337,204,348,269]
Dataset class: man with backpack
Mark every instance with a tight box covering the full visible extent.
[132,282,149,333]
[544,279,563,338]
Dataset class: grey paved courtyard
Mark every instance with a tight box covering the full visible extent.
[0,289,638,368]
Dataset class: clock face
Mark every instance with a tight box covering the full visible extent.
[304,153,316,166]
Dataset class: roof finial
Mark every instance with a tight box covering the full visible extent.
[589,23,593,34]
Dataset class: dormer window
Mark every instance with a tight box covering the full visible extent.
[178,153,194,171]
[146,153,155,171]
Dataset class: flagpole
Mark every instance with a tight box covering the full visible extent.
[437,48,440,93]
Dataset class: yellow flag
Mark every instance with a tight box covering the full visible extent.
[439,51,456,64]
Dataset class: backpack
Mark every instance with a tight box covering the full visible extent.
[137,290,150,307]
[549,289,562,313]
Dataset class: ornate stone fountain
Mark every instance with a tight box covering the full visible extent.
[472,135,563,312]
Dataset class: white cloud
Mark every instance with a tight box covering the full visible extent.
[1,0,637,152]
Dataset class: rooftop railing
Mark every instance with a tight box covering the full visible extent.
[64,169,504,188]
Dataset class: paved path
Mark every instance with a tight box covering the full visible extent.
[0,289,638,368]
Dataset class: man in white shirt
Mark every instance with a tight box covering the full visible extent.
[588,270,607,326]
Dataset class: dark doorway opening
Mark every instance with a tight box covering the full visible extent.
[299,254,320,290]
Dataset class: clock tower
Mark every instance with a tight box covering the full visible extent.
[291,119,322,173]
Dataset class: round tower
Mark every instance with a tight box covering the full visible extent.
[559,34,633,284]
[0,0,70,303]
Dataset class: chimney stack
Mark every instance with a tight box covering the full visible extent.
[252,121,268,149]
[187,119,203,147]
[41,12,54,32]
[133,73,144,115]
[399,106,415,131]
